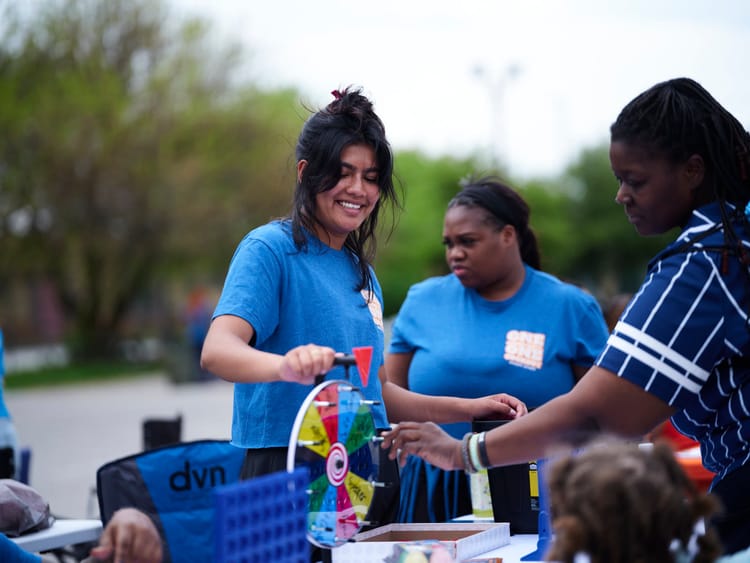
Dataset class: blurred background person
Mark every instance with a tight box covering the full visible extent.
[0,328,20,480]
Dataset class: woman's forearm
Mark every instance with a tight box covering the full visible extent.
[483,393,595,467]
[382,381,473,423]
[483,367,675,467]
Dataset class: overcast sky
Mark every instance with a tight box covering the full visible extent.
[171,0,750,179]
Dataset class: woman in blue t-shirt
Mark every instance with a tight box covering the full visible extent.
[200,88,526,532]
[386,178,609,522]
[382,77,750,556]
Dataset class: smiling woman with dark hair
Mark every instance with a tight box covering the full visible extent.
[201,87,403,486]
[200,89,527,542]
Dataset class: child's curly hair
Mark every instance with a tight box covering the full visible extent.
[544,439,723,563]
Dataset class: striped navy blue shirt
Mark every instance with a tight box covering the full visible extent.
[596,202,750,483]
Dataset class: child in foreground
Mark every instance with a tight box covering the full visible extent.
[544,439,750,563]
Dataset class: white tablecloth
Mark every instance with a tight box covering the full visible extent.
[10,519,102,553]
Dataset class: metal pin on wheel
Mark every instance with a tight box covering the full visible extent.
[313,400,336,407]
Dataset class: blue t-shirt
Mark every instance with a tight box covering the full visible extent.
[389,266,609,438]
[213,221,388,448]
[596,202,750,482]
[0,534,40,563]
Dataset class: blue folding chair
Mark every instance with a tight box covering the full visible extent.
[96,439,245,563]
[19,447,31,485]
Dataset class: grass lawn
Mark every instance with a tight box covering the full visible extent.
[4,361,163,390]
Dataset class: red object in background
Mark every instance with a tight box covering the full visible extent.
[652,421,715,493]
[678,452,715,493]
[658,420,701,451]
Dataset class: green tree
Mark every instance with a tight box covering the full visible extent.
[560,145,674,296]
[0,0,300,357]
[517,179,579,280]
[376,151,496,315]
[375,144,676,317]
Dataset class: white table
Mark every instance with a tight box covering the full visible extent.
[10,519,102,553]
[473,533,545,562]
[452,515,546,562]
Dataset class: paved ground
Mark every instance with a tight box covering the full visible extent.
[5,373,235,519]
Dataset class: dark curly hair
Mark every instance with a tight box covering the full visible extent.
[544,439,723,563]
[288,86,400,294]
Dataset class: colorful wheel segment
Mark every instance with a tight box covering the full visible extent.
[287,379,379,548]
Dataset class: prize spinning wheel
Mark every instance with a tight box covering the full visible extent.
[287,352,380,548]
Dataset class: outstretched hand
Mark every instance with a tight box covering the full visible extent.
[88,508,163,563]
[470,393,528,421]
[381,422,463,470]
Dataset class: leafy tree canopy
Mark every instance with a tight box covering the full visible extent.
[0,0,301,357]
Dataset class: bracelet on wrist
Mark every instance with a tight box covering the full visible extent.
[461,432,478,473]
[469,433,483,472]
[478,431,491,469]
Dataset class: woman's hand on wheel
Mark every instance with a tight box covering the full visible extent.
[380,422,463,470]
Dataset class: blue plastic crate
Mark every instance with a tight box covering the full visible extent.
[214,466,310,563]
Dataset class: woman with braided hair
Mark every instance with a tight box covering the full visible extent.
[382,77,750,555]
[386,177,608,523]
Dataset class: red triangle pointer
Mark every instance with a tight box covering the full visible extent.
[352,346,373,387]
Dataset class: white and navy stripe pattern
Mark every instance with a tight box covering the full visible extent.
[597,202,750,482]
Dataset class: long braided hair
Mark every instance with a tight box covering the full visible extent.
[610,77,750,317]
[290,86,400,294]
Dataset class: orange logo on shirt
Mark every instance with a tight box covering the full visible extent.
[361,289,384,331]
[504,330,545,370]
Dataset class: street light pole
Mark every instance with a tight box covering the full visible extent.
[473,63,522,168]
